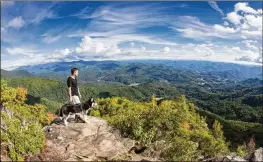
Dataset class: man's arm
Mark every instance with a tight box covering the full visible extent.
[78,87,81,98]
[68,87,72,101]
[67,78,72,103]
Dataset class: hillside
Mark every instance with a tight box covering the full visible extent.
[1,79,263,161]
[2,76,263,146]
[0,81,230,161]
[1,69,32,78]
[3,72,262,123]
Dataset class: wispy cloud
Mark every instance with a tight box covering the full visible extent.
[208,1,224,16]
[75,3,171,32]
[172,2,262,41]
[8,16,25,29]
[42,35,61,43]
[5,46,39,58]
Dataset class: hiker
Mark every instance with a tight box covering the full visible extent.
[67,67,82,104]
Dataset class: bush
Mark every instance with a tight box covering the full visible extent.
[0,79,48,161]
[47,112,57,124]
[90,96,229,160]
[236,143,246,157]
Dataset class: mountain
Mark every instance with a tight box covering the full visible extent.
[15,60,262,81]
[1,69,32,78]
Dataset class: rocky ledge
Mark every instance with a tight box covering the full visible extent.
[25,116,158,161]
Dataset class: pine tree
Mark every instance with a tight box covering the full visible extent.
[212,120,224,139]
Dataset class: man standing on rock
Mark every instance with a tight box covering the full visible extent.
[67,67,82,104]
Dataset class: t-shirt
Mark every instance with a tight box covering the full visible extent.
[67,76,79,96]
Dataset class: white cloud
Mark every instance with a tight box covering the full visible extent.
[226,12,242,25]
[240,40,259,51]
[130,42,135,47]
[243,14,262,29]
[163,47,170,53]
[75,36,121,56]
[241,30,262,38]
[6,47,38,57]
[8,16,25,29]
[208,1,224,16]
[174,2,262,42]
[47,48,73,59]
[213,24,236,34]
[2,41,262,70]
[61,48,71,55]
[236,55,262,64]
[234,2,260,15]
[1,54,50,70]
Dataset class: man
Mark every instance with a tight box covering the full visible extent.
[67,67,82,104]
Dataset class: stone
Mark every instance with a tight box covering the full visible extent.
[27,116,154,161]
[251,147,263,162]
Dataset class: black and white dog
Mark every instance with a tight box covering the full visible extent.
[58,97,97,126]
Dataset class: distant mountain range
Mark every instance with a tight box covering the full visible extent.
[1,60,262,124]
[12,60,262,82]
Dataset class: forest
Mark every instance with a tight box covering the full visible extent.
[1,60,262,160]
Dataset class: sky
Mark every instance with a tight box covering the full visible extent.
[1,1,262,70]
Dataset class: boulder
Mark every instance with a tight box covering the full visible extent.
[211,152,246,162]
[26,116,158,161]
[250,147,263,162]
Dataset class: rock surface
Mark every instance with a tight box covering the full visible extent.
[26,116,158,161]
[250,147,263,162]
[203,152,247,162]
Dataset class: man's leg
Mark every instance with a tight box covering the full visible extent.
[72,95,81,104]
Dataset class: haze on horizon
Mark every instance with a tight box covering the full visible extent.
[1,1,262,70]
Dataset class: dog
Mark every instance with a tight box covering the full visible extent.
[58,97,97,126]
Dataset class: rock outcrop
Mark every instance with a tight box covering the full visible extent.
[250,147,263,162]
[26,116,158,161]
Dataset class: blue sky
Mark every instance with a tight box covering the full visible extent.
[1,1,262,70]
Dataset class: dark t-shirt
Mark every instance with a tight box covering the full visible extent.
[67,76,79,96]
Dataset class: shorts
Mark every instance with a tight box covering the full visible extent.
[71,95,81,104]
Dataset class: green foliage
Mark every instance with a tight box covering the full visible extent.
[5,77,180,112]
[213,120,224,139]
[0,79,48,161]
[161,137,200,161]
[90,96,229,160]
[39,97,63,113]
[197,108,263,147]
[236,143,247,158]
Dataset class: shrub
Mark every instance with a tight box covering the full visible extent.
[1,79,48,161]
[47,112,57,124]
[236,143,247,157]
[90,96,229,160]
